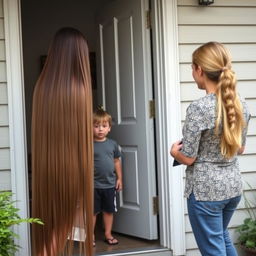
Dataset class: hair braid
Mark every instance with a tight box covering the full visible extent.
[216,69,245,158]
[220,70,236,128]
[193,42,246,158]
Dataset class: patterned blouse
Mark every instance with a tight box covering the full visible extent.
[181,93,250,201]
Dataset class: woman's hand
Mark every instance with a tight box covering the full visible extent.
[237,146,245,155]
[170,140,196,166]
[170,140,183,158]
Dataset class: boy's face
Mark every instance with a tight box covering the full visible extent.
[93,121,111,141]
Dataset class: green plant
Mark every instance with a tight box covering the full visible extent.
[236,218,256,249]
[236,184,256,251]
[0,191,43,256]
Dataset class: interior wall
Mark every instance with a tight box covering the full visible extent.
[21,0,111,153]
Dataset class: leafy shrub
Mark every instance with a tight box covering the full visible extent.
[236,217,256,249]
[0,191,43,256]
[236,184,256,250]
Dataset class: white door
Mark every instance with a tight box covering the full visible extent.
[96,0,158,240]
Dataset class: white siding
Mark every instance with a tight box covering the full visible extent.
[177,0,256,254]
[0,0,10,191]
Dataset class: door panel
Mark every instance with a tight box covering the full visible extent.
[97,0,158,239]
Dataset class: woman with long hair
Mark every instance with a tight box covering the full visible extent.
[32,27,93,256]
[171,42,250,255]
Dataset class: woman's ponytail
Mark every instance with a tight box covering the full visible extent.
[215,68,245,158]
[192,42,246,158]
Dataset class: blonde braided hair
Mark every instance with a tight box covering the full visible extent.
[192,42,245,158]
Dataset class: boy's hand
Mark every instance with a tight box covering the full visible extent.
[116,179,123,192]
[114,157,122,191]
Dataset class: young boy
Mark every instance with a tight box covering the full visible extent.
[93,108,122,246]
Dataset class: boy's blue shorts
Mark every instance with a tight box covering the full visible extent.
[94,187,117,214]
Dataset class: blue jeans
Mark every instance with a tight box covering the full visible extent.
[187,193,241,256]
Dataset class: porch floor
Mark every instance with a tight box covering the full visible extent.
[73,227,160,255]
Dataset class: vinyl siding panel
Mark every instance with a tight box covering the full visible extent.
[0,169,11,191]
[180,44,256,63]
[247,118,256,136]
[178,7,256,25]
[178,0,256,6]
[0,0,10,191]
[177,0,256,254]
[181,81,256,101]
[0,83,7,103]
[0,105,8,125]
[0,126,9,147]
[238,154,256,173]
[0,148,10,170]
[0,18,4,39]
[180,62,256,82]
[0,40,5,60]
[179,26,256,44]
[0,1,2,17]
[0,61,6,82]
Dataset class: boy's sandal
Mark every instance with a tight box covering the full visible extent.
[104,237,119,245]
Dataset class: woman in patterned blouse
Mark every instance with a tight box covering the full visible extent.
[170,42,250,256]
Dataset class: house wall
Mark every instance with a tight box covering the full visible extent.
[0,0,11,191]
[177,0,256,255]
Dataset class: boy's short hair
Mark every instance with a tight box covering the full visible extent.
[93,107,112,127]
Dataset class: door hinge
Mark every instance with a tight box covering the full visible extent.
[149,100,155,118]
[146,10,151,29]
[153,196,159,215]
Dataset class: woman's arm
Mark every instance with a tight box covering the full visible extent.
[170,141,196,166]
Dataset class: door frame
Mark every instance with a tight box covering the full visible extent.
[5,0,186,255]
[4,0,31,255]
[151,0,185,254]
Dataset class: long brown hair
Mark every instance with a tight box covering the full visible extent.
[32,27,93,255]
[192,42,245,158]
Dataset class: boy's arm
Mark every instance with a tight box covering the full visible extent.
[114,158,122,191]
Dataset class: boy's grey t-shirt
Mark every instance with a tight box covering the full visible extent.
[94,138,121,189]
